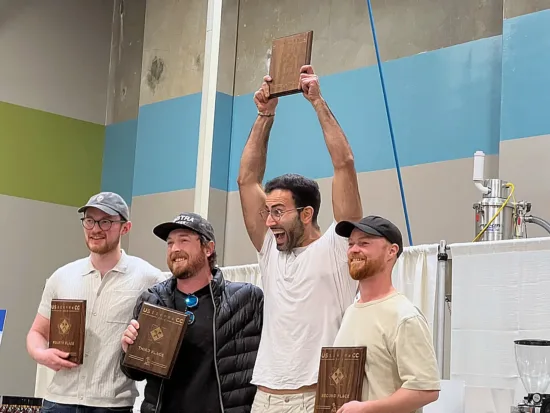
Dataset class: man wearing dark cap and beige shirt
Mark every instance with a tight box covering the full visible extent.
[331,216,440,413]
[26,191,166,413]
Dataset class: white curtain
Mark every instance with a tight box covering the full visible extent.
[221,263,262,289]
[391,244,439,334]
[449,236,550,413]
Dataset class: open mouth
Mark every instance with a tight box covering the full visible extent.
[271,229,286,243]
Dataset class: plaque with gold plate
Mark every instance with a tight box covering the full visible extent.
[49,299,86,364]
[268,30,314,98]
[313,347,367,413]
[122,302,188,379]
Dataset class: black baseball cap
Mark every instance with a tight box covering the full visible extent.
[335,215,403,257]
[78,192,130,221]
[153,212,216,243]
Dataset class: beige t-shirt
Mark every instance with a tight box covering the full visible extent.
[333,291,440,412]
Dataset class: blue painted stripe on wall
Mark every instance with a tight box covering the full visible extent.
[133,94,202,196]
[500,10,550,141]
[210,92,233,192]
[101,119,138,206]
[227,36,502,192]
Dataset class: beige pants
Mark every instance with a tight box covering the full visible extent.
[251,389,316,413]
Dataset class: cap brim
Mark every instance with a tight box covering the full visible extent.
[153,222,197,241]
[78,204,119,217]
[335,221,384,238]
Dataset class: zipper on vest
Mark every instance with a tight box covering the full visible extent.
[209,282,225,412]
[155,379,165,413]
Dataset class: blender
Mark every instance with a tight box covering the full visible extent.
[512,339,550,413]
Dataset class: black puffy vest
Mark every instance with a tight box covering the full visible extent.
[120,268,264,413]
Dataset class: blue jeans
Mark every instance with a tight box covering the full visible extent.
[40,400,133,413]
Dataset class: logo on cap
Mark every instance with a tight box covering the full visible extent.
[96,195,104,202]
[175,214,194,224]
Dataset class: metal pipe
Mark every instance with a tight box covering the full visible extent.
[436,240,448,378]
[525,215,550,235]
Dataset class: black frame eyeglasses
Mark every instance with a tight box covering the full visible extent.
[185,294,198,325]
[81,217,126,231]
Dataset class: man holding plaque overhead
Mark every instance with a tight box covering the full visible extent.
[120,212,264,413]
[332,216,440,413]
[26,192,166,413]
[237,64,362,413]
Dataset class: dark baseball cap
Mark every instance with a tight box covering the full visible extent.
[78,192,130,221]
[153,212,216,243]
[335,215,403,257]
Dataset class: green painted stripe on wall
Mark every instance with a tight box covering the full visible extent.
[0,102,105,207]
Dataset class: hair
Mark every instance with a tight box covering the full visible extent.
[264,173,321,226]
[199,234,217,270]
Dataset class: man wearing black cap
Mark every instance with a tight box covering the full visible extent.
[120,212,264,413]
[27,192,165,413]
[332,216,440,413]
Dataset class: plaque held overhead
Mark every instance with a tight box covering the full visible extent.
[268,31,314,99]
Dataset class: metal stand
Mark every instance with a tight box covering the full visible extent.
[436,240,449,378]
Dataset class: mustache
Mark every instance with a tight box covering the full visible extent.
[170,252,189,260]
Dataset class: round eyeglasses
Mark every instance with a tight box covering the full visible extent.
[81,217,125,231]
[184,294,198,325]
[259,207,304,222]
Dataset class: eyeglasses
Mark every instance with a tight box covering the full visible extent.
[259,207,304,222]
[184,294,198,325]
[81,217,125,231]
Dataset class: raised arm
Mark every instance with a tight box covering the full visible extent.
[237,76,278,251]
[299,65,363,223]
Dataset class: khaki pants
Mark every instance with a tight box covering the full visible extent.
[251,389,316,413]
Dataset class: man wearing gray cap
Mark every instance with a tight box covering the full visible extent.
[27,192,166,413]
[120,212,264,413]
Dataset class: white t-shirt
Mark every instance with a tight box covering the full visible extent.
[251,222,358,389]
[333,292,441,413]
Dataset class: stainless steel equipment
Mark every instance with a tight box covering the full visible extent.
[512,339,550,413]
[472,151,550,242]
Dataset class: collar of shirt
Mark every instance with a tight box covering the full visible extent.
[80,249,129,276]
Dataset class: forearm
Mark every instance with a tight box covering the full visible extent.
[237,115,274,186]
[365,388,439,413]
[27,330,48,360]
[312,98,354,168]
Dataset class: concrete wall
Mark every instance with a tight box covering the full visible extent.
[498,4,550,238]
[101,0,210,271]
[0,0,114,396]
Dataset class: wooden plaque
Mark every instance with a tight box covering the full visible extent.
[314,347,367,413]
[268,30,313,98]
[122,302,188,379]
[49,299,86,364]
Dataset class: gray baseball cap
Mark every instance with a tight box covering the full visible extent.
[153,212,215,243]
[78,192,130,221]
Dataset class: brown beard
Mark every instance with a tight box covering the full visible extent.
[168,249,208,279]
[276,217,305,252]
[86,234,120,255]
[348,254,385,280]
